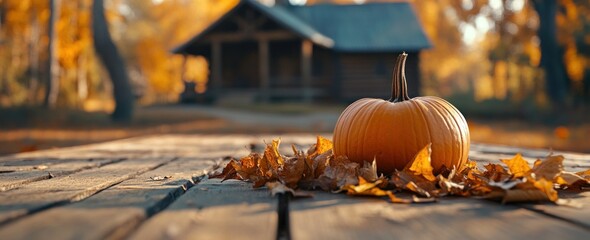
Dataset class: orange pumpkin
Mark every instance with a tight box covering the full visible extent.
[333,53,470,174]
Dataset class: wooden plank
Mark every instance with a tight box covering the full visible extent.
[0,156,177,225]
[289,192,590,239]
[0,157,216,240]
[520,191,590,229]
[0,157,124,192]
[128,179,277,240]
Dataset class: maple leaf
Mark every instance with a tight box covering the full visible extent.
[307,136,333,159]
[390,144,438,197]
[404,144,436,182]
[501,153,531,178]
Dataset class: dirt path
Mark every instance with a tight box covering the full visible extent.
[1,105,589,155]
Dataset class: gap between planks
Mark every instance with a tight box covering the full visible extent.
[0,158,220,240]
[0,157,127,192]
[0,156,179,226]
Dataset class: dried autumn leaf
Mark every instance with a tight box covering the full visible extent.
[531,155,564,181]
[300,137,333,184]
[556,172,587,186]
[534,178,558,202]
[405,181,436,198]
[315,155,359,191]
[404,144,436,182]
[458,160,478,173]
[388,193,412,203]
[215,136,590,207]
[312,150,332,178]
[501,153,531,178]
[358,159,379,182]
[390,144,439,197]
[481,163,512,182]
[316,136,333,154]
[231,154,260,181]
[342,177,390,197]
[497,178,558,203]
[209,161,239,181]
[577,169,590,178]
[263,139,284,171]
[502,189,550,203]
[278,156,306,188]
[437,174,465,196]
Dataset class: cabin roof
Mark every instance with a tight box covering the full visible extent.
[173,0,432,53]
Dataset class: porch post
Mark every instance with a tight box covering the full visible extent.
[301,39,313,102]
[259,38,270,102]
[211,40,222,95]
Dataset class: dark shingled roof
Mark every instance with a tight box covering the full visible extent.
[173,0,431,53]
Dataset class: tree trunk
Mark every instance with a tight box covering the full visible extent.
[91,0,134,121]
[43,0,60,108]
[532,0,569,106]
[29,9,40,105]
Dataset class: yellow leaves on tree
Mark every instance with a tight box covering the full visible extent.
[211,136,590,206]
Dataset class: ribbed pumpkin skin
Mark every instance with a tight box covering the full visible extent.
[333,96,470,174]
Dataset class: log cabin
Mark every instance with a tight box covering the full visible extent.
[174,0,431,103]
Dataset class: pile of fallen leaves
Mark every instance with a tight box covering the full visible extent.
[210,136,590,205]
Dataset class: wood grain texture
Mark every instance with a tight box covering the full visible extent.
[289,192,590,240]
[0,157,216,240]
[0,157,124,192]
[519,191,590,229]
[129,179,277,240]
[0,156,177,225]
[0,134,588,240]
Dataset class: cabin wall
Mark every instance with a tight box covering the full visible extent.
[220,41,260,89]
[269,40,301,88]
[338,52,420,102]
[311,46,335,90]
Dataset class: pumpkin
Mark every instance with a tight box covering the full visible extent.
[333,53,470,174]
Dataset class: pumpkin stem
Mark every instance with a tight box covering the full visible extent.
[389,52,410,102]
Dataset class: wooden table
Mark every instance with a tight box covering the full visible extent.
[1,134,589,240]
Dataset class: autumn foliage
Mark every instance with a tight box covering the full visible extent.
[212,136,590,205]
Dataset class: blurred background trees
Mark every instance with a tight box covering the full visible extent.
[0,0,589,115]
